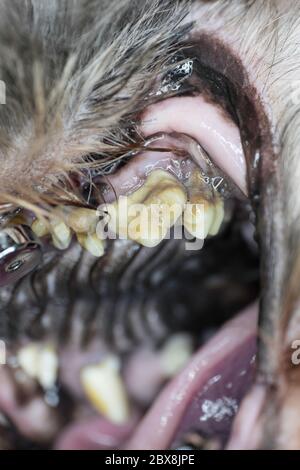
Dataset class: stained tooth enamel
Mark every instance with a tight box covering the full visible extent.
[183,197,215,239]
[107,170,187,247]
[66,208,98,234]
[17,343,58,390]
[31,218,49,237]
[160,334,193,378]
[80,355,130,424]
[77,233,104,257]
[208,198,224,236]
[50,219,72,250]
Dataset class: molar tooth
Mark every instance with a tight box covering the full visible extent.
[66,208,98,234]
[80,355,130,424]
[77,233,105,257]
[208,198,224,236]
[160,334,193,378]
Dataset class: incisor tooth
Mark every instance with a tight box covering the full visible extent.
[66,208,98,234]
[17,343,58,389]
[77,233,105,257]
[183,196,215,239]
[160,334,193,378]
[80,356,130,424]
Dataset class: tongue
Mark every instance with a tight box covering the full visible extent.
[123,303,257,450]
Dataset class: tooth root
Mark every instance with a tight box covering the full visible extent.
[77,233,105,257]
[31,218,49,237]
[51,219,72,250]
[160,334,193,378]
[17,343,58,389]
[80,356,130,424]
[66,208,98,234]
[208,199,224,236]
[183,198,215,239]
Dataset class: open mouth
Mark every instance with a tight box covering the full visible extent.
[0,34,274,450]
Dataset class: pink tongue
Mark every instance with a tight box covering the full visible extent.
[124,303,257,450]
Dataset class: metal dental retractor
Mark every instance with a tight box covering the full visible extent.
[0,216,42,286]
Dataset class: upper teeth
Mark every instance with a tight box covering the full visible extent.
[31,168,225,253]
[106,169,224,247]
[32,207,104,257]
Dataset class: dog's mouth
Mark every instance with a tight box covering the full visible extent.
[0,35,275,450]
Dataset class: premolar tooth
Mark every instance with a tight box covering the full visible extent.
[108,170,187,247]
[50,219,72,250]
[160,334,193,378]
[31,218,49,237]
[80,355,130,424]
[77,233,105,257]
[17,343,58,390]
[66,208,98,234]
[208,198,224,236]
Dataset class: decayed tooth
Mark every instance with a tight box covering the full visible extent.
[107,170,187,247]
[183,196,215,239]
[50,218,72,250]
[208,198,224,236]
[31,218,50,237]
[160,334,193,378]
[66,208,98,234]
[77,232,105,257]
[80,355,130,424]
[17,343,58,389]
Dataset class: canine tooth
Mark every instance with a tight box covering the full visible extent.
[66,208,98,234]
[160,334,193,378]
[183,197,215,239]
[208,198,224,236]
[80,355,130,424]
[77,233,104,257]
[31,218,49,237]
[51,219,72,250]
